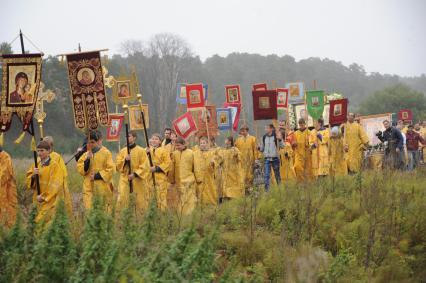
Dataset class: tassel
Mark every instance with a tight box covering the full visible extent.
[14,131,26,144]
[0,132,3,147]
[31,136,36,151]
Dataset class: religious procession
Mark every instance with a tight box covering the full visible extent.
[0,29,426,282]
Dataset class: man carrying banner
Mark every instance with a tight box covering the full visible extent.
[235,126,258,189]
[309,118,330,178]
[26,141,68,226]
[116,131,151,215]
[292,118,313,182]
[0,147,17,228]
[342,113,369,173]
[77,131,115,211]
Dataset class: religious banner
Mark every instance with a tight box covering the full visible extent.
[307,104,330,127]
[276,88,289,108]
[286,82,304,104]
[224,102,241,131]
[225,85,242,104]
[129,104,149,130]
[293,103,307,125]
[186,83,206,109]
[252,90,278,120]
[192,105,218,137]
[306,90,325,120]
[176,83,208,105]
[359,113,393,146]
[0,53,43,133]
[173,112,197,139]
[398,109,413,122]
[66,51,109,130]
[252,83,267,91]
[216,108,233,131]
[329,98,348,126]
[106,113,124,142]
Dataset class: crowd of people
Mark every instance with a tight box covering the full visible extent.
[0,113,425,229]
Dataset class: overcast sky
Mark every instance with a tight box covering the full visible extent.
[1,0,425,76]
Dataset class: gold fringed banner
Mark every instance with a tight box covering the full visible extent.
[14,131,26,144]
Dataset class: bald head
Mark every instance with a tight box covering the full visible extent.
[348,113,355,123]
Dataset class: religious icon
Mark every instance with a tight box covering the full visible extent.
[334,104,342,116]
[179,85,187,98]
[106,114,124,141]
[117,82,131,98]
[177,117,191,134]
[259,97,270,109]
[226,87,240,103]
[300,109,307,119]
[311,96,320,106]
[219,113,228,124]
[7,66,37,105]
[77,67,95,86]
[289,84,300,97]
[129,105,149,130]
[189,90,201,104]
[402,111,408,120]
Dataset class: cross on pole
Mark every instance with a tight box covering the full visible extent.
[33,82,56,139]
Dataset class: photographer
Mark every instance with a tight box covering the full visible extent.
[376,120,404,170]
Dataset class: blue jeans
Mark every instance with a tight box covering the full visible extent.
[407,150,420,171]
[264,157,281,191]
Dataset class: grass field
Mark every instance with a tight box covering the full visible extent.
[2,159,426,282]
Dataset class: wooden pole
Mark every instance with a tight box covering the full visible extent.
[123,105,134,193]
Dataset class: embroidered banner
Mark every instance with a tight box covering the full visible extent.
[329,98,348,126]
[0,53,43,133]
[216,108,233,131]
[224,102,241,131]
[225,85,242,104]
[276,88,289,108]
[306,90,325,120]
[66,51,108,130]
[252,90,278,120]
[252,83,267,91]
[398,109,412,122]
[176,83,208,105]
[173,112,198,139]
[286,82,304,104]
[186,83,206,109]
[191,105,218,137]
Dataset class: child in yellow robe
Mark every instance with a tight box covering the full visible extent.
[278,128,296,181]
[116,131,151,216]
[0,148,17,228]
[26,141,67,226]
[77,131,115,211]
[292,118,313,182]
[309,118,330,177]
[329,126,348,176]
[219,136,244,199]
[146,133,172,211]
[172,137,197,215]
[194,136,218,206]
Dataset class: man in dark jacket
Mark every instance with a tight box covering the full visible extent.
[376,120,404,170]
[405,124,426,171]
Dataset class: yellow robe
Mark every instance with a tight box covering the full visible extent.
[0,151,17,228]
[148,146,171,211]
[328,135,348,176]
[309,128,330,177]
[116,145,150,215]
[26,157,66,225]
[343,122,369,173]
[194,149,218,206]
[421,127,426,162]
[219,147,244,199]
[50,151,73,218]
[172,149,197,215]
[235,135,257,188]
[77,147,115,211]
[293,129,313,182]
[279,142,296,181]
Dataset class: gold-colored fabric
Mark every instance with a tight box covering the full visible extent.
[116,145,150,216]
[50,151,73,218]
[0,151,17,228]
[172,149,197,215]
[148,146,171,211]
[293,129,313,182]
[328,135,348,176]
[343,122,369,173]
[279,142,296,181]
[77,147,115,211]
[309,129,330,177]
[235,135,257,188]
[194,149,218,205]
[26,157,66,225]
[219,147,244,198]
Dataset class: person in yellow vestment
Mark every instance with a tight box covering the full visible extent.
[43,136,73,218]
[77,131,115,211]
[146,133,171,211]
[292,118,313,182]
[219,136,244,200]
[116,131,151,215]
[278,127,296,181]
[0,147,17,228]
[309,118,330,178]
[328,126,348,177]
[26,141,67,226]
[342,113,369,173]
[235,126,257,189]
[172,137,197,215]
[194,136,218,206]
